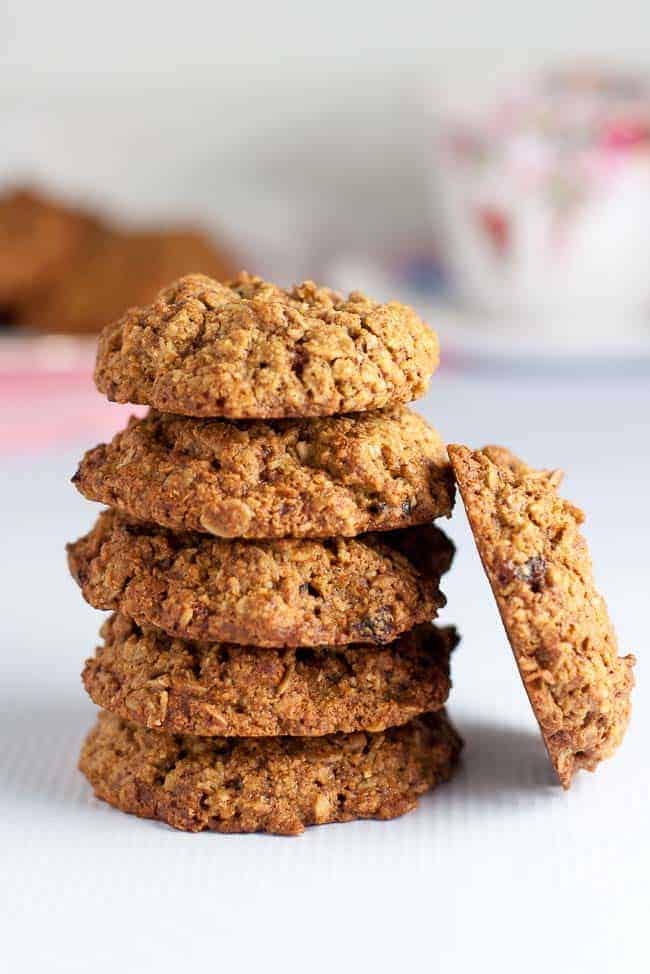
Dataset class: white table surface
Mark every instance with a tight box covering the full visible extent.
[2,371,648,974]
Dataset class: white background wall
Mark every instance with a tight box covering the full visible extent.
[3,1,650,81]
[2,2,650,280]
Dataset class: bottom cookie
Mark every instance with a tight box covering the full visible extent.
[79,710,462,835]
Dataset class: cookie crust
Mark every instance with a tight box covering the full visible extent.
[83,613,457,736]
[78,709,462,835]
[73,407,454,538]
[67,511,452,647]
[448,444,635,788]
[94,273,439,418]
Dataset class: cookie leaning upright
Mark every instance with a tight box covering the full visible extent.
[448,445,635,788]
[94,273,440,418]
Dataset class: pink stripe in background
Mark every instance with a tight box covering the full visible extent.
[1,336,145,454]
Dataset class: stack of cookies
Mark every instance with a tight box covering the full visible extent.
[67,272,462,835]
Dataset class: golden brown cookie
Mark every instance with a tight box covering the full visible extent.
[94,272,440,417]
[21,227,237,334]
[83,613,457,736]
[67,511,452,647]
[78,709,462,835]
[448,444,635,788]
[0,187,96,314]
[72,407,454,538]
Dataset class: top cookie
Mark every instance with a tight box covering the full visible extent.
[448,444,635,788]
[94,273,439,418]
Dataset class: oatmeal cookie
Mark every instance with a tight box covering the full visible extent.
[94,272,439,417]
[0,187,95,315]
[67,511,452,647]
[72,407,454,538]
[448,444,635,788]
[83,613,457,736]
[21,228,236,334]
[78,709,462,835]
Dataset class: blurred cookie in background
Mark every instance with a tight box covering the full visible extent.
[0,187,98,323]
[20,225,237,334]
[0,185,238,334]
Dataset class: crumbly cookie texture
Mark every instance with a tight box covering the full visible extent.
[21,228,237,335]
[72,407,454,538]
[448,444,635,788]
[78,709,462,835]
[94,273,439,418]
[0,187,96,311]
[83,613,457,737]
[67,511,452,647]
